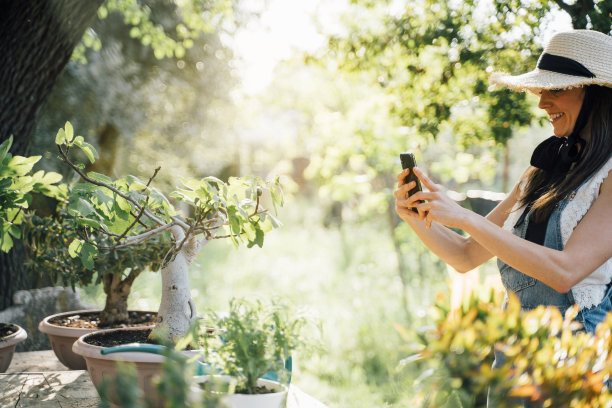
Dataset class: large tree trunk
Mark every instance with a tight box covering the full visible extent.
[0,0,103,311]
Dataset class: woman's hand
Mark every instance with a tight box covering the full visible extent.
[394,168,422,222]
[395,167,470,229]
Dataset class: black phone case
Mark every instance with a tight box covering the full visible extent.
[400,153,422,195]
[400,153,422,212]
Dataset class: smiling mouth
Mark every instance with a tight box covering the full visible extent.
[549,112,564,123]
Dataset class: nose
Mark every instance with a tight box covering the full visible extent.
[538,90,551,109]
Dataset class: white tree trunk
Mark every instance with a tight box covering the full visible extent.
[150,226,205,343]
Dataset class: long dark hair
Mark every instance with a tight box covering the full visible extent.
[519,85,612,222]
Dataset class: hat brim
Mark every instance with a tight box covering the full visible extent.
[490,69,597,94]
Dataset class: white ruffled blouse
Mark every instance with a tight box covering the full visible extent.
[502,156,612,310]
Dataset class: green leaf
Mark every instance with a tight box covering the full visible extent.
[8,224,21,239]
[114,195,132,213]
[68,197,97,217]
[55,128,66,145]
[73,136,98,163]
[0,229,13,253]
[87,171,114,185]
[78,218,102,229]
[242,221,257,241]
[8,155,41,176]
[0,136,12,165]
[64,121,74,142]
[37,171,63,186]
[80,242,98,270]
[68,239,83,258]
[227,206,242,237]
[129,181,147,191]
[247,227,264,248]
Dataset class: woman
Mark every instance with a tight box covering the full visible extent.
[396,29,612,405]
[395,29,612,331]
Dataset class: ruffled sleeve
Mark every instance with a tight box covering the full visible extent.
[564,155,612,309]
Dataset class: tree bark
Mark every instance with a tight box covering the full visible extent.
[100,269,142,327]
[150,227,202,343]
[0,0,103,311]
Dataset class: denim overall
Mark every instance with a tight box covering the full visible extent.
[488,174,612,407]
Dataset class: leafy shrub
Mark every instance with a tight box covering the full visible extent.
[200,298,317,394]
[0,136,66,252]
[400,289,612,408]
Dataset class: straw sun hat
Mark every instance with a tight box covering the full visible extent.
[490,29,612,93]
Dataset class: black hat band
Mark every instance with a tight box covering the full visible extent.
[537,53,595,78]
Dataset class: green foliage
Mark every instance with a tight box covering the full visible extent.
[0,136,67,252]
[200,298,316,394]
[55,122,284,269]
[319,0,551,146]
[170,176,283,249]
[23,207,171,290]
[401,289,612,407]
[73,0,235,62]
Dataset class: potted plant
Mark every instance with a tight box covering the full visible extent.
[0,323,28,373]
[194,298,313,408]
[0,135,65,371]
[31,208,171,369]
[51,123,284,400]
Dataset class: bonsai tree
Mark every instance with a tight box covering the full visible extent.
[24,209,172,326]
[200,297,312,394]
[55,122,284,343]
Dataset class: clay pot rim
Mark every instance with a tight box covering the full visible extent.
[72,326,203,363]
[0,323,27,348]
[38,309,157,337]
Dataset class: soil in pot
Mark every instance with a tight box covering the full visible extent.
[84,328,155,347]
[48,311,157,329]
[83,327,199,349]
[0,323,19,338]
[235,384,279,395]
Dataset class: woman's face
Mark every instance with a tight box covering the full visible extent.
[538,87,586,138]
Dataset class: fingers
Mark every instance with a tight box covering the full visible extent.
[393,181,417,199]
[413,167,438,191]
[396,168,411,186]
[394,201,419,219]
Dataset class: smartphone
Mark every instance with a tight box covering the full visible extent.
[400,152,422,212]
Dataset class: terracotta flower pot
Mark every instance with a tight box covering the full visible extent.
[39,310,156,370]
[72,327,201,407]
[0,323,27,373]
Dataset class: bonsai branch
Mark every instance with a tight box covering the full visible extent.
[117,197,149,243]
[58,144,165,226]
[79,221,178,250]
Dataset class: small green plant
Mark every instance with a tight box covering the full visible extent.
[399,289,612,407]
[201,298,315,394]
[0,136,66,252]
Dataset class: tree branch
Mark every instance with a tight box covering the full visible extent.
[57,144,165,226]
